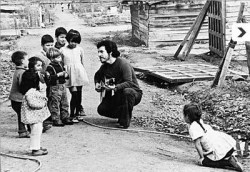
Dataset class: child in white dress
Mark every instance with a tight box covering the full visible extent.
[61,29,89,122]
[183,103,244,172]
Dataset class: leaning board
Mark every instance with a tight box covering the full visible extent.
[134,64,248,83]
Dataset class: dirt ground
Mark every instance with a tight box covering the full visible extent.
[0,6,249,172]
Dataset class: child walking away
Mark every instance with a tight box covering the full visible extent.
[55,27,67,49]
[20,57,50,156]
[61,29,89,123]
[9,51,30,138]
[46,47,73,126]
[183,103,244,172]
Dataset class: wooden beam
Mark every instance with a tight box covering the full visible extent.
[181,0,211,60]
[211,2,245,88]
[174,0,211,60]
[245,41,250,75]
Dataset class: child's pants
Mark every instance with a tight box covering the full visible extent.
[48,84,70,122]
[11,100,28,134]
[202,148,234,168]
[30,122,43,150]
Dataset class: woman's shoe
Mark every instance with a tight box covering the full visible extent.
[32,149,48,156]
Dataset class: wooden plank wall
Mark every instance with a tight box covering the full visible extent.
[130,2,149,45]
[225,0,250,60]
[147,0,208,48]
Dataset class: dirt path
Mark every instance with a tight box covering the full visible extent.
[0,6,244,172]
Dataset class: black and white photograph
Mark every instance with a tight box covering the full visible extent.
[0,0,249,171]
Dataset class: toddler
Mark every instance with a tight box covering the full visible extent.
[20,57,50,156]
[46,47,73,126]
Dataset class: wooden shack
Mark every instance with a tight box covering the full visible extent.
[123,0,207,48]
[124,0,250,60]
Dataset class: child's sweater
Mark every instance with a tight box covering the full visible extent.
[9,66,27,102]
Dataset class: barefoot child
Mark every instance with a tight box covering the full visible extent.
[9,51,30,138]
[20,57,50,156]
[61,29,89,123]
[46,47,73,126]
[183,103,244,172]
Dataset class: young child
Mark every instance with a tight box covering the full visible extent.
[183,103,244,172]
[36,34,54,131]
[55,27,67,49]
[37,34,54,71]
[9,51,30,138]
[20,57,50,156]
[46,47,73,126]
[61,29,89,123]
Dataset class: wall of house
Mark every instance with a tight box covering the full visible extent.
[129,0,208,48]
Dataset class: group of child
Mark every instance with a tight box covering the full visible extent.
[8,27,245,171]
[9,27,89,156]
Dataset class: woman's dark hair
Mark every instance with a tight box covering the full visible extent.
[183,103,206,132]
[97,40,120,58]
[55,27,67,37]
[66,29,81,43]
[11,51,27,66]
[28,56,43,70]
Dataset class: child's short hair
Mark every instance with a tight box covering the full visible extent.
[28,56,43,69]
[11,51,27,66]
[46,47,61,60]
[66,29,81,43]
[41,34,54,46]
[55,27,67,37]
[183,103,202,123]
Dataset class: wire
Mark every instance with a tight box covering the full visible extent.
[0,152,42,172]
[81,119,192,141]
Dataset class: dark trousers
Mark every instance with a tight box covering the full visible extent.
[48,84,70,122]
[202,148,234,169]
[97,88,142,127]
[11,100,29,134]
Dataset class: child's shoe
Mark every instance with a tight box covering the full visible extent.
[62,118,74,125]
[18,132,30,138]
[40,147,47,151]
[53,120,65,127]
[229,155,244,172]
[77,108,86,121]
[71,117,79,123]
[32,149,48,156]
